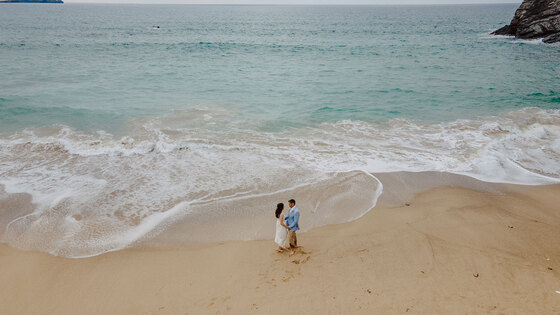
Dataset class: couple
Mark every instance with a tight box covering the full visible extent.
[274,199,300,254]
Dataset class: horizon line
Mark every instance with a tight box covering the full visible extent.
[62,1,521,5]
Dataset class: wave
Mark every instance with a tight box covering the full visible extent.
[484,33,560,47]
[0,107,559,257]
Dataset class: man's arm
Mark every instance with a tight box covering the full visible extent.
[287,210,299,230]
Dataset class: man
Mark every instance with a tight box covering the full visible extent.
[284,199,300,249]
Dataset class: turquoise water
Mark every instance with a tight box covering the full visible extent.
[1,4,559,133]
[1,4,560,257]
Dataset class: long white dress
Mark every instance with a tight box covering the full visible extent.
[274,216,288,247]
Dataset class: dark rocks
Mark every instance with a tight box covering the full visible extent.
[493,24,515,36]
[543,32,560,42]
[492,0,560,43]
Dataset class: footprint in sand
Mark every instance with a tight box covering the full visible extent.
[291,256,311,264]
[282,274,295,282]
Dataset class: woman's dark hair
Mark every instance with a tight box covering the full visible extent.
[275,203,284,218]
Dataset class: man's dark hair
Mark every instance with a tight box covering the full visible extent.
[289,199,296,205]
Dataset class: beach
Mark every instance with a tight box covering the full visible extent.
[2,175,559,314]
[2,3,560,258]
[1,3,560,314]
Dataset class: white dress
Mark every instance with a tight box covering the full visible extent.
[274,217,288,247]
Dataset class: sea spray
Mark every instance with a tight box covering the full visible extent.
[1,108,559,257]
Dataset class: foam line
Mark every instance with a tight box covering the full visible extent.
[1,107,559,257]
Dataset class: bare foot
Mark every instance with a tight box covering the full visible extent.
[288,250,295,257]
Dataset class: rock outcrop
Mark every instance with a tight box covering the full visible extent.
[492,0,560,43]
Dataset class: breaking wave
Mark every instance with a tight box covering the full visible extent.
[1,107,559,257]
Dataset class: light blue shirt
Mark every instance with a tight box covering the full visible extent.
[284,206,300,231]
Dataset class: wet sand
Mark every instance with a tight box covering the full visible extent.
[1,182,560,314]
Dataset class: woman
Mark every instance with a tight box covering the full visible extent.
[274,203,290,252]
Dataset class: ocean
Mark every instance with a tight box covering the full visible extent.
[1,3,559,257]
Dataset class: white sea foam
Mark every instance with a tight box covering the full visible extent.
[0,108,559,257]
[485,33,560,47]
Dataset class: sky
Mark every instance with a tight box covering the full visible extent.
[66,0,521,4]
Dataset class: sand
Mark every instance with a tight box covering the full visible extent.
[1,183,560,314]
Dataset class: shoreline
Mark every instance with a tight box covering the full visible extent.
[1,181,559,313]
[139,171,556,250]
[0,170,558,254]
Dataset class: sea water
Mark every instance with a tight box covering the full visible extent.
[1,3,559,257]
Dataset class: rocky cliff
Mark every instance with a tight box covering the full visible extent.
[492,0,560,43]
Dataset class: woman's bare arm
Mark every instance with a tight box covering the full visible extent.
[280,214,290,229]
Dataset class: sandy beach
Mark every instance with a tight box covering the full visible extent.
[2,3,560,314]
[1,176,559,314]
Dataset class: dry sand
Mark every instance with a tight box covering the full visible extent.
[1,184,560,314]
